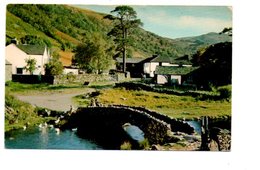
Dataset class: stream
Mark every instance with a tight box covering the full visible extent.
[5,126,103,150]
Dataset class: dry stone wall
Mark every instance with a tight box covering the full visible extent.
[53,73,125,85]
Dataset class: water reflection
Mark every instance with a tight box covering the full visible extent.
[5,127,103,150]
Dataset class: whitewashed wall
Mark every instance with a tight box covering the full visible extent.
[63,68,79,75]
[170,75,182,85]
[144,62,177,77]
[144,62,159,77]
[157,74,182,85]
[5,44,50,75]
[157,75,168,84]
[6,44,28,74]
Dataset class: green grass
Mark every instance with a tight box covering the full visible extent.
[5,92,45,132]
[5,81,86,94]
[6,11,58,46]
[120,141,132,150]
[97,88,231,119]
[72,94,91,107]
[88,81,115,89]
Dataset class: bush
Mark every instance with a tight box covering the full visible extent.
[217,85,231,100]
[120,141,132,150]
[45,53,63,76]
[139,138,150,150]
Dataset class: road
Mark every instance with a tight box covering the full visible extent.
[15,88,95,111]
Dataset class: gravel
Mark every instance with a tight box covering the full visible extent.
[15,88,95,111]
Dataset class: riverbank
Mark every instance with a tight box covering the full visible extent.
[5,93,45,132]
[4,81,231,151]
[4,81,108,132]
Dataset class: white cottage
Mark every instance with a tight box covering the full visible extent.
[154,66,198,85]
[144,55,193,78]
[5,43,50,75]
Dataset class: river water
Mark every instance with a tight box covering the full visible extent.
[5,121,202,149]
[186,120,201,135]
[5,127,103,150]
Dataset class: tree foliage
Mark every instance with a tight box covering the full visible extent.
[44,52,63,75]
[192,42,232,87]
[105,6,142,72]
[20,35,52,47]
[24,58,37,75]
[7,4,109,51]
[220,27,232,36]
[73,33,114,74]
[7,4,232,60]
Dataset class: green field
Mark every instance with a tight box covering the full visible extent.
[97,88,231,119]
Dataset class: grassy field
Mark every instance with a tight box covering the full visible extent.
[5,81,117,93]
[5,81,92,95]
[5,82,231,119]
[97,88,231,119]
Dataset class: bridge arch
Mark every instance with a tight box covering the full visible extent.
[62,105,193,149]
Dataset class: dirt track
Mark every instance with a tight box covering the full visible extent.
[15,88,95,111]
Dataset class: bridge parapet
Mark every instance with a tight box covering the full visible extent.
[63,105,176,147]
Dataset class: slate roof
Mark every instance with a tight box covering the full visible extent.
[116,57,145,64]
[155,66,199,75]
[16,44,46,55]
[171,58,192,65]
[151,55,173,63]
[151,55,192,65]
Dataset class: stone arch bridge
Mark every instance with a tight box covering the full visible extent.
[62,105,194,149]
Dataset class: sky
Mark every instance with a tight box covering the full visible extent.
[73,5,232,39]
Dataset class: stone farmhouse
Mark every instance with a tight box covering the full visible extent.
[5,43,51,75]
[116,54,198,86]
[143,55,198,85]
[154,65,198,85]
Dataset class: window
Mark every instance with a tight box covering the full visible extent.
[16,68,23,74]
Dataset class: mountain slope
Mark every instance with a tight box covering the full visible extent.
[6,4,232,65]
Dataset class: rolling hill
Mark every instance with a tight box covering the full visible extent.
[6,4,232,66]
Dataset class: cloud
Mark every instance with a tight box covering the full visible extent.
[143,12,232,33]
[175,15,232,31]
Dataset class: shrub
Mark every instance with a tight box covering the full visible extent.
[44,52,63,76]
[120,141,132,150]
[139,138,150,150]
[217,85,232,100]
[5,93,44,131]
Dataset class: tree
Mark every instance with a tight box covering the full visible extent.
[219,27,232,36]
[24,58,37,75]
[44,52,63,75]
[73,33,114,74]
[105,6,142,73]
[20,35,52,47]
[192,42,232,87]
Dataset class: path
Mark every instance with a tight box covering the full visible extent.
[15,88,95,111]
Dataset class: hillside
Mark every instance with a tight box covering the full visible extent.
[6,4,232,66]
